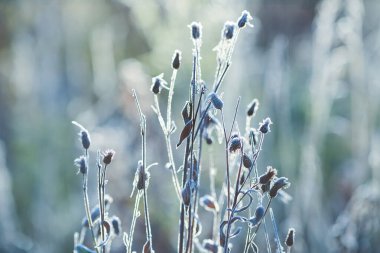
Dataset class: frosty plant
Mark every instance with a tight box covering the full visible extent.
[72,10,295,253]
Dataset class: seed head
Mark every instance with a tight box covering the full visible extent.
[189,22,202,40]
[223,21,236,40]
[134,161,150,190]
[249,205,265,226]
[172,50,182,69]
[259,117,273,134]
[237,10,253,28]
[151,73,168,94]
[102,149,115,165]
[74,156,87,174]
[269,177,290,198]
[285,228,295,247]
[259,166,277,185]
[208,92,223,110]
[246,99,259,117]
[229,135,242,153]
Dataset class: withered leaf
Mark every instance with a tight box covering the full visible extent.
[176,119,193,148]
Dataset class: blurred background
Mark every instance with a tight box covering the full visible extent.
[0,0,380,252]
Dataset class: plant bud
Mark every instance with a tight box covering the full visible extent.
[74,156,87,174]
[102,149,115,165]
[208,92,223,110]
[223,21,235,40]
[150,74,168,94]
[189,22,202,40]
[269,177,290,198]
[228,135,242,153]
[246,99,259,117]
[111,216,121,236]
[172,50,182,69]
[259,117,273,134]
[237,10,253,28]
[285,228,295,247]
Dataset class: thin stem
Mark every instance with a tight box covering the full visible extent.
[82,173,99,253]
[127,192,142,253]
[167,69,178,132]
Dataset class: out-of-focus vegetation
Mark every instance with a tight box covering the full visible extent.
[0,0,379,252]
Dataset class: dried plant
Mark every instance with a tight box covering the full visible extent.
[71,10,294,253]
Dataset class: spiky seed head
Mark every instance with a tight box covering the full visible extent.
[237,10,253,28]
[269,177,290,198]
[74,156,87,174]
[247,99,259,117]
[172,50,182,69]
[102,149,115,165]
[259,166,277,185]
[259,117,273,134]
[285,228,295,247]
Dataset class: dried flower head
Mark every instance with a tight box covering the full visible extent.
[134,160,150,190]
[223,21,236,40]
[259,166,277,185]
[208,92,224,110]
[102,149,115,165]
[285,228,295,247]
[172,50,182,69]
[269,177,290,198]
[200,195,219,212]
[229,134,242,153]
[237,10,253,28]
[189,22,202,40]
[259,117,273,134]
[74,156,87,174]
[151,73,168,94]
[246,99,259,117]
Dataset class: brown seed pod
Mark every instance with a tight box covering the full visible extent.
[242,153,253,168]
[269,177,290,198]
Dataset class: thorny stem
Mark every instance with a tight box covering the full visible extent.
[133,90,153,253]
